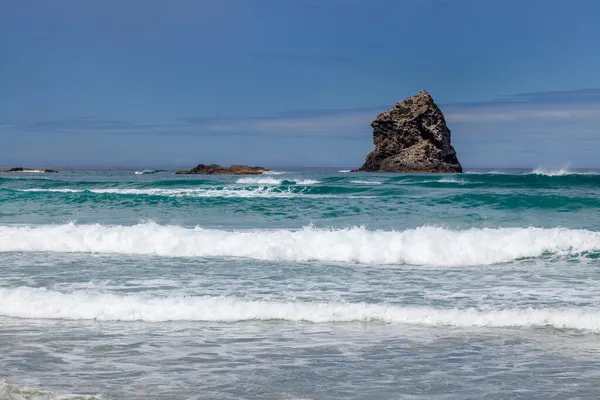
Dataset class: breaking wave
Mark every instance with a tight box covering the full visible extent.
[530,167,599,176]
[14,187,315,198]
[1,223,599,266]
[1,287,599,332]
[350,180,382,185]
[236,177,283,185]
[235,177,320,185]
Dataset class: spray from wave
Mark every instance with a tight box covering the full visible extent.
[530,165,598,176]
[1,223,599,266]
[531,167,574,177]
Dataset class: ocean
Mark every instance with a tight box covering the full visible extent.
[2,167,600,399]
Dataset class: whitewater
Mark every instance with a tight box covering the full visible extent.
[2,167,600,399]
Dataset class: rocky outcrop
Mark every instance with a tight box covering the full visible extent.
[175,164,269,175]
[1,167,58,173]
[359,90,462,173]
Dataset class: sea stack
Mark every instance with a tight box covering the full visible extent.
[359,90,462,173]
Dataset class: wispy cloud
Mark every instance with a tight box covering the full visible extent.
[4,88,600,143]
[443,89,600,123]
[2,89,599,168]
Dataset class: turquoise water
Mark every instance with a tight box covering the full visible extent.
[2,168,600,399]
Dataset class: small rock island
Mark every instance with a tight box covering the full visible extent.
[359,90,462,173]
[176,164,269,175]
[1,167,58,173]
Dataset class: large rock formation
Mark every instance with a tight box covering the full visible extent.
[176,164,269,175]
[359,90,462,173]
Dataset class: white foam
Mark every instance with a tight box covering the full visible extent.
[437,177,477,185]
[350,180,382,185]
[531,167,573,176]
[262,171,288,175]
[2,287,599,331]
[530,166,598,176]
[134,169,155,175]
[0,380,106,400]
[236,177,282,185]
[236,177,320,185]
[338,170,352,173]
[1,223,599,266]
[18,187,311,198]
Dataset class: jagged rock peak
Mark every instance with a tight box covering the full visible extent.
[358,90,462,173]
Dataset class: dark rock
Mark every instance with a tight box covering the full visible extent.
[359,90,462,173]
[175,164,269,175]
[1,167,58,173]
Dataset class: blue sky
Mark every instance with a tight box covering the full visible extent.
[1,0,599,168]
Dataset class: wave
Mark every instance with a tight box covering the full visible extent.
[262,171,288,175]
[14,187,318,198]
[530,168,600,177]
[236,177,321,185]
[436,177,473,185]
[531,167,574,177]
[338,170,352,173]
[3,169,47,173]
[1,287,599,332]
[0,381,107,400]
[1,223,599,266]
[350,180,382,185]
[236,177,283,185]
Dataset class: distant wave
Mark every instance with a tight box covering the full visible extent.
[16,187,311,198]
[1,223,599,266]
[2,287,600,332]
[262,171,289,175]
[236,177,321,185]
[530,167,599,177]
[236,177,283,185]
[350,180,382,185]
[423,177,481,185]
[4,169,47,173]
[339,170,352,173]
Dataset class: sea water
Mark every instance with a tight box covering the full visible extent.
[1,168,600,399]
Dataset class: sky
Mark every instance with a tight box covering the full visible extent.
[1,0,600,168]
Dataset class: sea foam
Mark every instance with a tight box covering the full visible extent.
[1,287,599,332]
[530,167,598,176]
[235,177,320,185]
[350,180,382,185]
[236,177,283,185]
[0,381,106,400]
[18,187,310,198]
[1,223,599,266]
